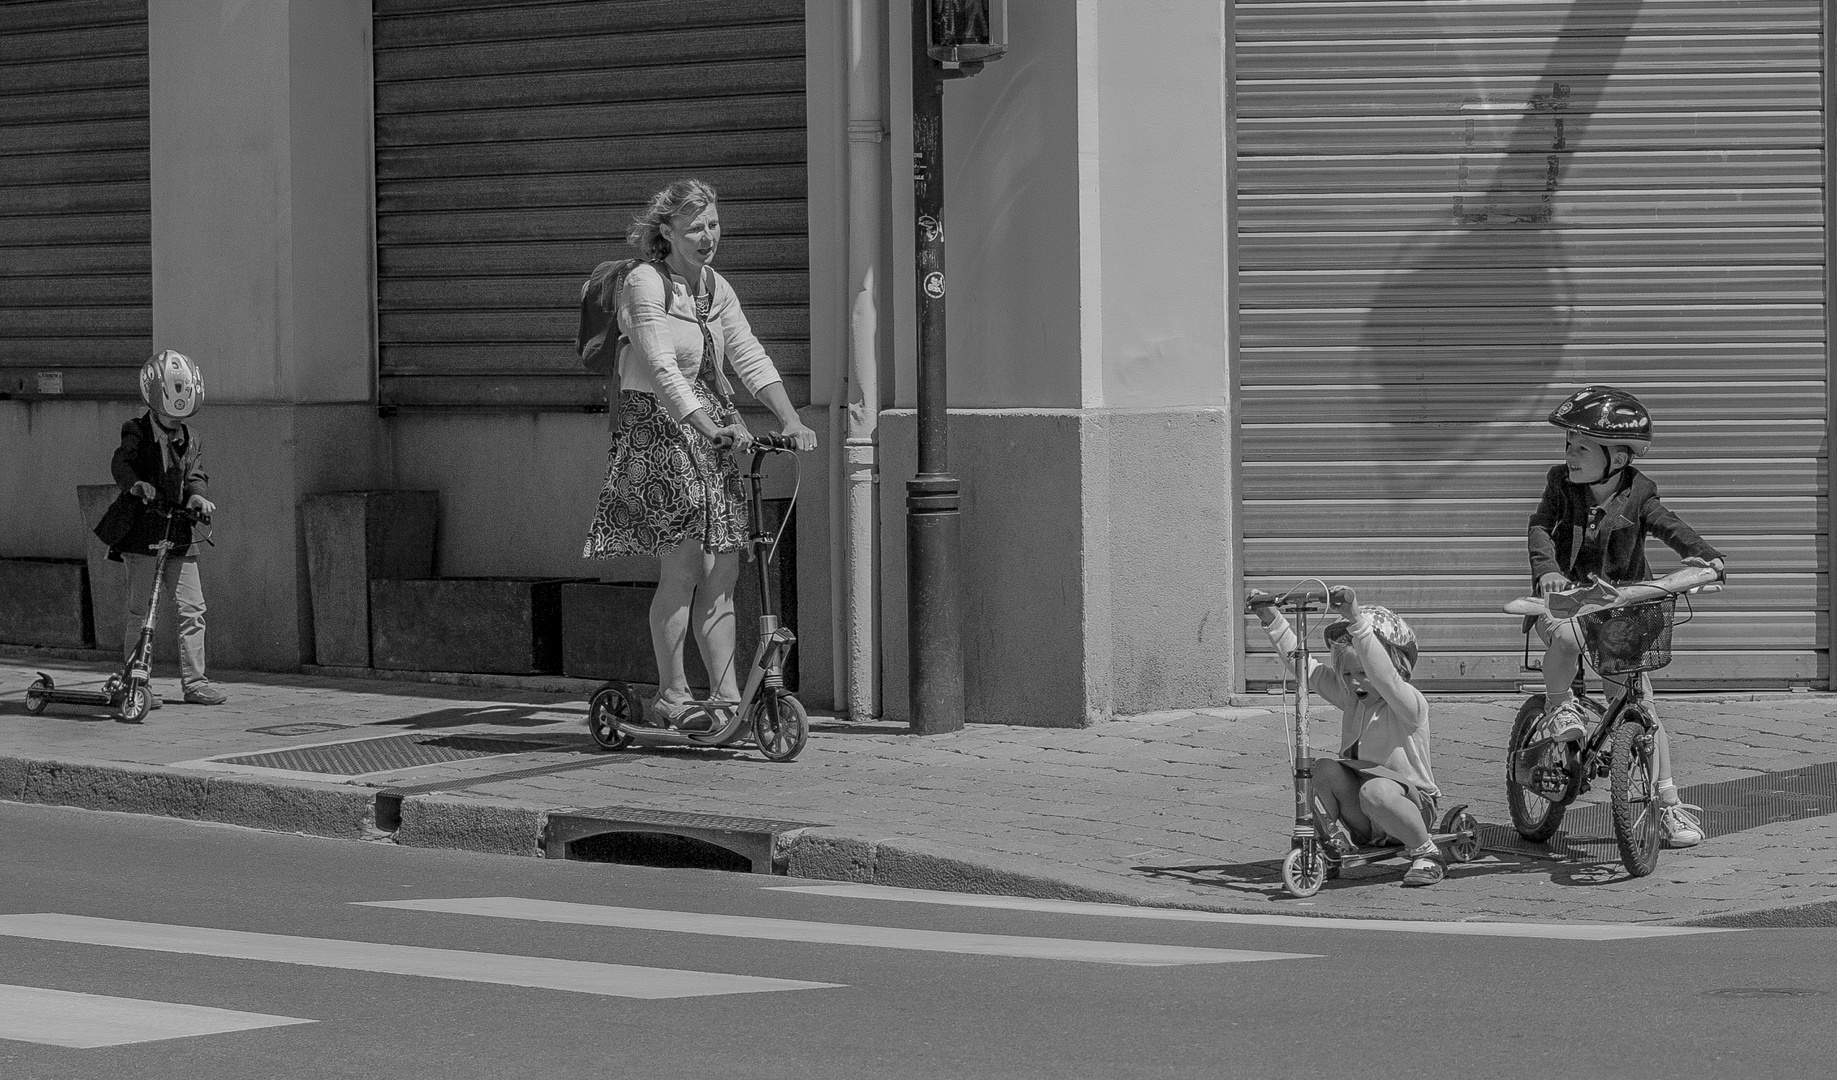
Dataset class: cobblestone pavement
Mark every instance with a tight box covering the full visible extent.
[4,655,1834,924]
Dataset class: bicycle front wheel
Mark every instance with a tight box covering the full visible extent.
[1505,695,1567,842]
[1609,716,1663,877]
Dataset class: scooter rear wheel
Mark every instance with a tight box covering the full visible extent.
[1440,807,1481,863]
[118,684,151,725]
[587,683,637,750]
[751,690,808,762]
[24,676,51,714]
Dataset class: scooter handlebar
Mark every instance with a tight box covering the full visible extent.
[1245,585,1340,614]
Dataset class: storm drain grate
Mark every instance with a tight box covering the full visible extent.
[544,806,826,874]
[1482,760,1837,861]
[1691,760,1837,835]
[213,733,566,775]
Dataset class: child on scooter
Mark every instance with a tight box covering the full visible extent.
[1249,586,1445,886]
[99,350,225,706]
[1527,385,1723,847]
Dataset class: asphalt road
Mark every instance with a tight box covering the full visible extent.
[0,801,1831,1080]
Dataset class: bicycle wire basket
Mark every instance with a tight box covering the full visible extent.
[1577,595,1679,675]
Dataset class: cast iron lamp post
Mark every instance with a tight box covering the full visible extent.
[907,0,1006,735]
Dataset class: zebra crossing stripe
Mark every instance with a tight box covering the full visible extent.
[0,983,315,1048]
[0,914,839,999]
[355,896,1320,966]
[768,884,1738,940]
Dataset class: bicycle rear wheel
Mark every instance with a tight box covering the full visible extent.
[1609,715,1663,877]
[1505,695,1567,842]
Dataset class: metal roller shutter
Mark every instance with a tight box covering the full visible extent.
[0,0,150,399]
[373,0,809,411]
[1237,0,1827,689]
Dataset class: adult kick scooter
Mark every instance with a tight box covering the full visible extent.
[586,433,809,761]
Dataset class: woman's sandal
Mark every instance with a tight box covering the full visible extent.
[650,696,736,733]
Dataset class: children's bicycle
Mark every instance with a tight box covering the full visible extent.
[586,432,808,762]
[1501,564,1722,877]
[1247,583,1479,898]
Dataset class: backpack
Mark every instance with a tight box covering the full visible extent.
[575,258,659,377]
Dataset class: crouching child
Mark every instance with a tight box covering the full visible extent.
[1249,586,1445,886]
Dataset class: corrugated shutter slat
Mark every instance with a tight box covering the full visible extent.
[373,0,807,410]
[0,0,150,399]
[1236,0,1827,689]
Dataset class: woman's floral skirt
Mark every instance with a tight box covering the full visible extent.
[582,386,747,558]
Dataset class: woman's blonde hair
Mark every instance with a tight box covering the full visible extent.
[627,178,719,261]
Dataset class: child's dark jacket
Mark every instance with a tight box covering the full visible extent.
[101,413,209,559]
[1527,464,1721,586]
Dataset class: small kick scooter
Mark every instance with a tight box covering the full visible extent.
[1246,582,1479,897]
[25,501,207,725]
[587,433,809,762]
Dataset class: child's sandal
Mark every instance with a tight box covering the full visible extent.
[1401,850,1446,887]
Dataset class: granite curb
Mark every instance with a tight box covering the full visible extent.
[0,750,1332,918]
[0,750,1168,905]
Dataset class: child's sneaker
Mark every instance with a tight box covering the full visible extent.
[182,681,227,705]
[1539,701,1586,744]
[1659,801,1705,848]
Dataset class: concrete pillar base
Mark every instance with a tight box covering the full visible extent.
[878,407,1238,727]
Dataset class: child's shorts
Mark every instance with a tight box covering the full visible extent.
[1335,759,1438,845]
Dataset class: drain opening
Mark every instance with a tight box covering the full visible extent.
[374,793,404,832]
[564,831,754,873]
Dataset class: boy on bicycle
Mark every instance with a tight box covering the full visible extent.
[1249,586,1446,886]
[1528,385,1723,847]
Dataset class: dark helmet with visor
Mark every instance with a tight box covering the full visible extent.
[1548,385,1652,456]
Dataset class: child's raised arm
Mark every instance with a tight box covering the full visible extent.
[1327,587,1428,730]
[1250,596,1355,712]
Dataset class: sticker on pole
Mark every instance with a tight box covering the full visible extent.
[923,272,945,299]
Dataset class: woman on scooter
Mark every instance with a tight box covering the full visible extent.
[581,179,817,731]
[1249,586,1446,886]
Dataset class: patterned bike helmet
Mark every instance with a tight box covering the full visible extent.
[1324,605,1419,679]
[1548,385,1651,456]
[140,349,204,419]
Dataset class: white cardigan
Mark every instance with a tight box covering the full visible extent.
[616,262,783,423]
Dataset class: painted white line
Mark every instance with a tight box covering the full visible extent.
[355,897,1319,967]
[765,884,1739,941]
[0,983,314,1048]
[0,915,837,999]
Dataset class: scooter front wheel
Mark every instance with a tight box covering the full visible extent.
[587,683,637,750]
[24,675,51,714]
[1281,845,1327,898]
[118,684,152,725]
[751,690,808,762]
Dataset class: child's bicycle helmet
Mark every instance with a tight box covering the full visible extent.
[140,349,203,419]
[1548,385,1651,456]
[1324,605,1419,679]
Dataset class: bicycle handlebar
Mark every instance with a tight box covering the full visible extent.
[753,432,800,451]
[1503,563,1724,619]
